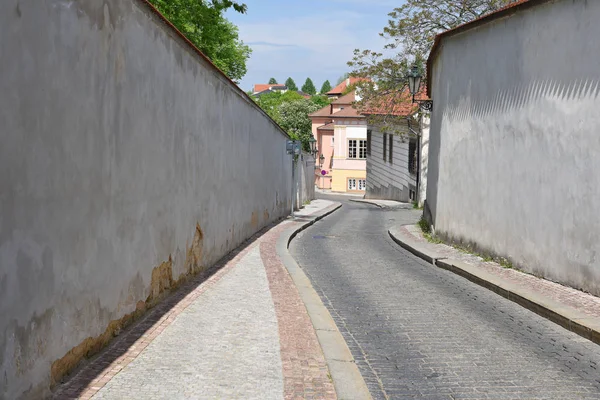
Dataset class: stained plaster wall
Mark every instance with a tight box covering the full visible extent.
[0,1,292,398]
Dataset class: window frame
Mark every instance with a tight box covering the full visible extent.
[408,138,418,175]
[347,139,367,159]
[383,133,387,162]
[389,134,394,165]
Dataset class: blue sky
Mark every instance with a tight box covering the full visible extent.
[226,0,402,92]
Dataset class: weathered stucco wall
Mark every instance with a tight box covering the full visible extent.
[296,153,316,209]
[0,1,292,398]
[427,0,600,294]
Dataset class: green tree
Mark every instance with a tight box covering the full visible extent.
[310,95,331,109]
[285,77,298,91]
[320,80,332,94]
[301,78,317,95]
[254,91,304,120]
[253,91,320,150]
[148,0,252,83]
[268,77,278,84]
[348,0,515,132]
[277,100,321,151]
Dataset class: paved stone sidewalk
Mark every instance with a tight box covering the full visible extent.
[53,202,338,400]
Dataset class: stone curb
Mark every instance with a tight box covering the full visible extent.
[350,199,412,209]
[388,225,444,264]
[277,203,373,400]
[349,199,384,208]
[388,225,600,347]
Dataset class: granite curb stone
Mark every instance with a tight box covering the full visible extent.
[278,202,372,400]
[389,224,600,347]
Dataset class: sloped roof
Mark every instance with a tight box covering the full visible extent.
[317,122,335,131]
[332,107,364,118]
[309,105,333,117]
[331,91,356,105]
[427,0,548,96]
[253,84,286,93]
[327,77,368,95]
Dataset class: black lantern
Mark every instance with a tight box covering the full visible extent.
[408,65,421,99]
[309,137,318,156]
[407,65,432,111]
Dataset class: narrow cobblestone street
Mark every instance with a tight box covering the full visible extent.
[291,195,600,400]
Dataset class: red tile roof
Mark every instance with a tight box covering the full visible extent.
[332,107,364,118]
[361,88,420,117]
[253,84,286,93]
[331,91,356,105]
[317,122,335,131]
[327,77,368,95]
[427,0,549,97]
[309,105,334,117]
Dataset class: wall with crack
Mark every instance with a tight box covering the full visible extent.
[426,0,600,296]
[0,1,292,398]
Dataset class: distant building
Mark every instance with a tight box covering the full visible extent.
[326,77,367,99]
[309,91,368,193]
[362,89,429,204]
[251,84,312,99]
[252,84,287,94]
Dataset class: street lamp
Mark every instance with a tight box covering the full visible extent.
[407,65,433,111]
[309,137,318,157]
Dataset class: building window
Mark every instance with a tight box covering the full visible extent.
[348,178,366,191]
[348,139,367,159]
[408,138,417,175]
[348,178,356,191]
[389,134,393,165]
[359,140,367,159]
[366,130,372,156]
[383,133,387,162]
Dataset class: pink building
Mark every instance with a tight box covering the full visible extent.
[309,91,367,193]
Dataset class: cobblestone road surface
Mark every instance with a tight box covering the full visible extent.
[290,195,600,400]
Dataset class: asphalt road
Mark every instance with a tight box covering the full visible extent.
[290,194,600,400]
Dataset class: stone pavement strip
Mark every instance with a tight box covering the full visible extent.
[53,201,341,400]
[389,223,600,346]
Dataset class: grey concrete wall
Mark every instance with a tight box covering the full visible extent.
[297,153,316,209]
[0,1,292,398]
[427,0,600,294]
[366,123,416,203]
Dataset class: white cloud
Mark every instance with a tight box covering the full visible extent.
[236,12,391,89]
